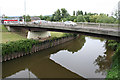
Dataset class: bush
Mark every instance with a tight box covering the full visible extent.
[106,40,120,79]
[2,39,39,56]
[2,33,77,56]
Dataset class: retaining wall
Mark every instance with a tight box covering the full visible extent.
[2,36,75,62]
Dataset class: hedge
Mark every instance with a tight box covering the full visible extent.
[1,33,77,56]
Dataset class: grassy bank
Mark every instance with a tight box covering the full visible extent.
[50,32,65,38]
[1,25,66,43]
[1,25,8,32]
[106,40,120,79]
[2,32,26,43]
[1,25,26,43]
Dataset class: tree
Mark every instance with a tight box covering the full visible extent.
[84,15,90,22]
[87,12,94,16]
[69,16,77,21]
[39,15,43,20]
[53,9,61,21]
[76,10,83,16]
[77,15,85,22]
[61,8,70,18]
[84,12,87,15]
[73,11,75,16]
[96,14,115,23]
[23,15,31,22]
[89,15,99,23]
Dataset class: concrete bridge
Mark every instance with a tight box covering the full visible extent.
[4,22,120,39]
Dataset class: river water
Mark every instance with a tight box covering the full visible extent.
[2,35,114,79]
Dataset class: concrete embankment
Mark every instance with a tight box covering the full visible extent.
[2,35,76,62]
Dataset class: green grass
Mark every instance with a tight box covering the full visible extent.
[1,25,67,43]
[1,25,26,43]
[1,32,26,43]
[50,32,65,38]
[0,25,8,32]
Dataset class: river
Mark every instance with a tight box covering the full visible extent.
[2,35,114,79]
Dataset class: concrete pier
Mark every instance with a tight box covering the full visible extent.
[27,31,51,39]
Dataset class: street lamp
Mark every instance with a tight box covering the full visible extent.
[24,0,26,24]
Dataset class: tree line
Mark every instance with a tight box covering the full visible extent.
[24,8,118,23]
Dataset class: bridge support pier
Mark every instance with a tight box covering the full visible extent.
[6,26,16,32]
[27,31,51,39]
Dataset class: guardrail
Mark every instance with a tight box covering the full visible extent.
[3,22,119,30]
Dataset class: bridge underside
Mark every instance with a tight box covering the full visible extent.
[5,26,51,39]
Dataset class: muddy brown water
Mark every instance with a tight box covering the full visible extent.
[2,35,113,79]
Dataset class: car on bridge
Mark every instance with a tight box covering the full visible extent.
[32,20,47,24]
[64,21,77,26]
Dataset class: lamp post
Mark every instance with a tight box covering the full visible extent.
[118,1,120,36]
[24,0,26,24]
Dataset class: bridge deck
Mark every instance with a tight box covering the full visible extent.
[4,22,120,37]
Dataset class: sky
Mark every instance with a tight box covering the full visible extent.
[0,0,119,16]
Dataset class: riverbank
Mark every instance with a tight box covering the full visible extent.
[1,25,26,43]
[1,25,66,43]
[1,33,77,62]
[106,40,120,79]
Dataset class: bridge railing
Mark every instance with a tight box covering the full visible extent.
[77,22,119,30]
[16,22,119,31]
[38,22,65,27]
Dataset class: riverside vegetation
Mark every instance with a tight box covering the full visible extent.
[106,40,120,79]
[1,25,77,61]
[1,32,77,61]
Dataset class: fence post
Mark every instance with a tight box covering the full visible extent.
[98,23,100,30]
[82,23,84,27]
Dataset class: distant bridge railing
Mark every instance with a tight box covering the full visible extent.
[77,22,118,29]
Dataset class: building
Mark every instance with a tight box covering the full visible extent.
[1,16,24,24]
[30,16,40,22]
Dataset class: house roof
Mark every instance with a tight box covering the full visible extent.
[30,17,40,20]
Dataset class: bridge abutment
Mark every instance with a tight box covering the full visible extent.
[6,26,16,32]
[27,31,51,39]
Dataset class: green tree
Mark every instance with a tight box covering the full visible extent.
[89,15,99,22]
[69,16,77,21]
[87,12,94,16]
[96,14,115,23]
[84,12,87,15]
[73,11,75,16]
[53,9,61,21]
[46,16,51,21]
[61,8,70,18]
[77,15,85,22]
[76,10,83,16]
[39,15,43,20]
[62,18,68,22]
[23,15,31,22]
[84,15,90,22]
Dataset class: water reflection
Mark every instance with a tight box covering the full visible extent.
[2,35,113,79]
[6,69,37,78]
[50,37,112,78]
[94,41,114,75]
[63,35,85,53]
